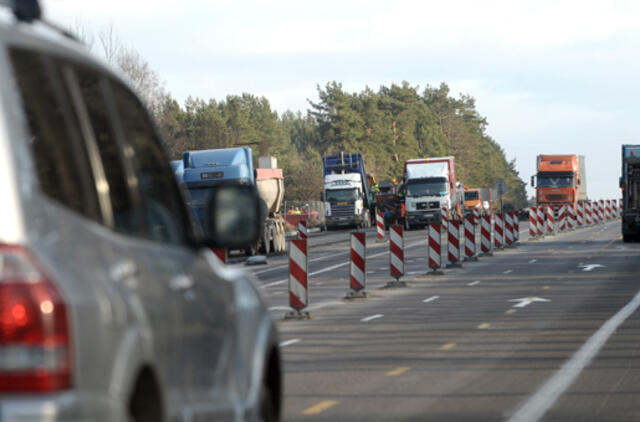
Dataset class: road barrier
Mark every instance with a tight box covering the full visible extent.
[298,220,307,240]
[585,201,593,225]
[464,216,477,260]
[286,239,310,319]
[576,202,584,227]
[529,207,538,238]
[428,223,443,273]
[212,248,227,264]
[347,232,369,297]
[567,205,575,230]
[504,212,514,246]
[545,206,554,234]
[495,213,504,248]
[376,211,385,242]
[441,207,449,237]
[605,200,612,221]
[512,211,520,243]
[536,207,545,237]
[389,225,405,285]
[481,215,492,255]
[448,220,462,267]
[598,200,605,223]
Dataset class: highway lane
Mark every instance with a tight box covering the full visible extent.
[245,219,639,421]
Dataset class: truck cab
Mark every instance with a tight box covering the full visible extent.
[323,153,371,229]
[621,145,640,242]
[532,154,587,215]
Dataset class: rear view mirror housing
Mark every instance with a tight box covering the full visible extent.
[201,184,262,250]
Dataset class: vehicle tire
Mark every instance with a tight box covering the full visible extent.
[623,233,632,243]
[128,369,162,422]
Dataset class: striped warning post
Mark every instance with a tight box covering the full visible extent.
[350,232,366,292]
[494,213,504,248]
[389,225,404,280]
[566,205,575,230]
[441,208,449,237]
[376,211,385,242]
[529,207,538,238]
[558,205,567,231]
[298,220,307,240]
[536,207,545,237]
[504,212,514,246]
[512,211,520,242]
[211,248,227,264]
[605,200,612,221]
[545,206,554,234]
[428,224,442,272]
[592,201,599,224]
[464,216,477,259]
[288,239,308,311]
[576,202,584,227]
[448,220,461,266]
[617,199,622,218]
[481,215,492,255]
[585,201,593,225]
[598,200,605,223]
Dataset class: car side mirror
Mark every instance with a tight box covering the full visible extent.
[203,184,261,250]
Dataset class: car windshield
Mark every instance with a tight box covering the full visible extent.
[326,188,358,202]
[465,191,479,201]
[538,174,574,188]
[406,178,448,197]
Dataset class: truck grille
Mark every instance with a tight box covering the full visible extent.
[416,201,440,210]
[331,204,355,218]
[546,194,567,201]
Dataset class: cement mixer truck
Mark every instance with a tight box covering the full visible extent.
[181,147,286,255]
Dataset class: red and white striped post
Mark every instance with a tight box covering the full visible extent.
[585,201,593,226]
[298,220,307,240]
[512,211,520,243]
[605,200,612,221]
[441,208,449,238]
[428,223,443,274]
[389,225,405,284]
[536,206,545,237]
[545,206,554,235]
[529,207,538,239]
[494,213,504,249]
[376,210,385,242]
[464,216,477,260]
[598,200,605,223]
[481,215,493,255]
[347,232,369,297]
[504,211,514,246]
[211,248,227,265]
[576,202,584,228]
[558,205,566,231]
[617,199,622,218]
[448,220,462,267]
[285,239,311,319]
[566,205,575,230]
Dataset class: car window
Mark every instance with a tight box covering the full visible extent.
[109,79,191,245]
[8,48,101,222]
[72,64,139,235]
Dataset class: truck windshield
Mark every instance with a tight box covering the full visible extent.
[326,188,358,202]
[465,191,479,201]
[406,178,448,197]
[537,173,574,188]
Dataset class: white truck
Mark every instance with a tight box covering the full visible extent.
[402,156,464,229]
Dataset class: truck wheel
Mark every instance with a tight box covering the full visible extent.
[263,230,271,255]
[404,218,411,231]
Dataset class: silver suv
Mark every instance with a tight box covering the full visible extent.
[0,2,280,421]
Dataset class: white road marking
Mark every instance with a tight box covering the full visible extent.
[314,282,324,286]
[361,314,384,322]
[279,339,300,347]
[253,250,348,275]
[509,297,550,308]
[507,288,640,422]
[423,296,440,303]
[579,264,605,272]
[503,269,513,274]
[268,306,291,311]
[468,280,481,286]
[306,301,345,311]
[528,259,537,264]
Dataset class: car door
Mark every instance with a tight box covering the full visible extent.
[106,78,234,416]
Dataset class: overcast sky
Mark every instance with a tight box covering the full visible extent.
[45,0,640,200]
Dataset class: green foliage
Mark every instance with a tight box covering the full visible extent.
[156,82,528,208]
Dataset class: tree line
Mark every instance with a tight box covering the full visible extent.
[75,25,527,208]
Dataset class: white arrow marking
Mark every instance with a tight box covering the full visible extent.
[509,297,551,308]
[468,280,481,286]
[423,296,440,303]
[504,269,513,274]
[361,314,384,322]
[528,259,537,264]
[579,264,605,272]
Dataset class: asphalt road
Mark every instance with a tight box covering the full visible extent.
[241,218,638,421]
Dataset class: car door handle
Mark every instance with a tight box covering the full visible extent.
[169,275,194,291]
[109,260,139,285]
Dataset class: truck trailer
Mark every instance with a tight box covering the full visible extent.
[620,145,640,242]
[531,154,587,215]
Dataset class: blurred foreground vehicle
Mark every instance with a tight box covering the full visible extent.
[0,2,280,420]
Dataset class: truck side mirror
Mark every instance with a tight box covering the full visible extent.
[619,177,624,189]
[530,175,535,187]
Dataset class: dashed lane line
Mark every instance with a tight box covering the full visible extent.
[279,339,300,347]
[361,314,384,322]
[468,280,481,286]
[386,367,411,376]
[423,295,440,303]
[440,343,456,351]
[506,309,517,315]
[477,323,491,329]
[302,400,338,415]
[528,259,538,263]
[503,269,513,274]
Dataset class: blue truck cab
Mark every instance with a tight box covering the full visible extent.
[182,147,254,222]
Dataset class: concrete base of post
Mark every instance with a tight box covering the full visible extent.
[284,310,313,320]
[480,251,494,257]
[446,261,463,268]
[345,290,371,299]
[464,255,478,262]
[426,269,445,275]
[384,280,407,288]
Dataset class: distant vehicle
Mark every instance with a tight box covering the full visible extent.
[531,154,587,215]
[402,156,464,229]
[181,148,287,254]
[322,152,371,229]
[464,187,492,216]
[620,145,640,242]
[375,179,403,228]
[0,3,281,420]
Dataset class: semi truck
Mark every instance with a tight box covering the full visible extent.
[323,152,371,229]
[401,156,464,229]
[531,154,587,215]
[181,147,287,254]
[464,187,492,216]
[620,145,640,242]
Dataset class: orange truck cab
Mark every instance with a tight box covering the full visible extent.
[531,154,587,214]
[464,187,492,216]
